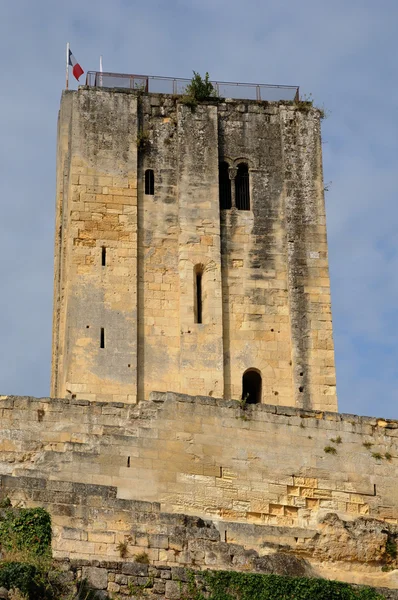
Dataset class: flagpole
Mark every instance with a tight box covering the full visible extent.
[66,42,70,90]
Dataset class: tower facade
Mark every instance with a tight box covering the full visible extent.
[51,83,337,411]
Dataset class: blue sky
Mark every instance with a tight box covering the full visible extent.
[0,0,397,419]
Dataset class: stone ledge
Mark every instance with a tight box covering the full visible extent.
[1,392,397,430]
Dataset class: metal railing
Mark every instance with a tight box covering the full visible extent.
[85,72,299,102]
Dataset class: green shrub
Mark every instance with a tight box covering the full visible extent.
[185,71,216,101]
[0,497,12,509]
[0,562,41,598]
[181,71,218,111]
[187,570,385,600]
[385,536,397,559]
[0,507,52,556]
[0,560,70,600]
[0,505,72,599]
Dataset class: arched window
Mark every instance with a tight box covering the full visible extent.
[242,369,262,404]
[235,163,250,210]
[219,162,232,210]
[194,265,203,324]
[145,169,154,195]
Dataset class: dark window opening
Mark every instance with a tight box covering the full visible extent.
[102,246,106,266]
[195,270,203,324]
[242,369,262,404]
[145,169,154,195]
[219,162,232,209]
[100,327,105,349]
[235,163,250,210]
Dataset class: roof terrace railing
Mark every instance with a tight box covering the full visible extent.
[85,72,299,102]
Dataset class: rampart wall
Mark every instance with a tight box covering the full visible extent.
[0,393,397,587]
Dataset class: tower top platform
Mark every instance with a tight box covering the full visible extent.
[84,71,299,102]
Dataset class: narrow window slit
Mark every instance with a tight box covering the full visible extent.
[195,271,203,324]
[127,456,130,468]
[102,246,106,266]
[100,327,105,349]
[235,163,250,210]
[219,161,232,209]
[145,169,154,195]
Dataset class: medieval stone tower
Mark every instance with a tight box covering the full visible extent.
[5,74,398,594]
[51,76,337,411]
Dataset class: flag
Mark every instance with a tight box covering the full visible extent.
[68,49,84,81]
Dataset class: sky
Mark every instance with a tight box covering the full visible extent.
[0,0,397,419]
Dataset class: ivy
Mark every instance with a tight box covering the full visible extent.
[186,570,385,600]
[0,506,52,556]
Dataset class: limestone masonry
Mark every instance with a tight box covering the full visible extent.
[0,393,397,588]
[1,81,397,595]
[51,87,337,410]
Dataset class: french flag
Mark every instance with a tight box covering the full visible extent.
[68,49,84,81]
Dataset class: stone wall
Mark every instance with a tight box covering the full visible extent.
[55,560,398,599]
[1,474,398,590]
[0,393,397,586]
[52,90,139,403]
[52,88,337,411]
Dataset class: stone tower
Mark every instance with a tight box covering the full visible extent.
[51,77,337,411]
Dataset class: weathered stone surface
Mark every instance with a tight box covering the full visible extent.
[253,553,312,577]
[81,566,108,590]
[165,580,181,599]
[306,513,398,563]
[121,563,148,577]
[51,88,337,411]
[1,390,398,591]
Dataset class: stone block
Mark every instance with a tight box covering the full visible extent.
[122,562,149,576]
[165,580,181,599]
[81,567,108,590]
[107,581,120,593]
[171,567,189,582]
